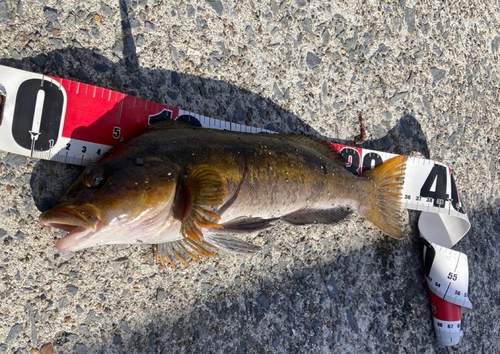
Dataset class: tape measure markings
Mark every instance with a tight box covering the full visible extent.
[115,93,125,126]
[427,281,465,346]
[423,242,472,309]
[0,68,470,242]
[327,145,468,228]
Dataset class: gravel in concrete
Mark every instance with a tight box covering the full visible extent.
[0,1,499,353]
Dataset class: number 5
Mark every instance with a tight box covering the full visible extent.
[113,126,121,139]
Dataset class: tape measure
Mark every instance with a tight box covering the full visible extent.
[0,65,273,166]
[423,241,472,345]
[0,64,472,345]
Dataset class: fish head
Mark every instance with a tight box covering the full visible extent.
[40,148,181,252]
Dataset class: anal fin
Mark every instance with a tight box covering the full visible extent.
[220,216,278,233]
[282,207,351,225]
[204,233,262,254]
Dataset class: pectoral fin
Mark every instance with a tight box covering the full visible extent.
[282,207,351,225]
[179,165,227,243]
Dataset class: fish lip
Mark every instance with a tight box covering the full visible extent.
[40,207,101,252]
[55,226,95,252]
[40,209,93,229]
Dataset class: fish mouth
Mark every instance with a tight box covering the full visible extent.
[40,206,101,252]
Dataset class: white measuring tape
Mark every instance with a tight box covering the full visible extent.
[422,240,472,345]
[0,65,472,345]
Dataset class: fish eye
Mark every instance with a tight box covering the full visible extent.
[84,168,106,188]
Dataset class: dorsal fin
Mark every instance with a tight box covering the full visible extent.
[286,135,340,161]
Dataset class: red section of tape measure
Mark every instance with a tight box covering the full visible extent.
[48,76,178,145]
[428,288,461,321]
[332,143,363,172]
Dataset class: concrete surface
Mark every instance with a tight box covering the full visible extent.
[0,0,499,353]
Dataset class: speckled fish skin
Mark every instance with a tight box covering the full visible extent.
[39,121,407,266]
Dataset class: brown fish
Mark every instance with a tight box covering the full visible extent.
[40,121,407,268]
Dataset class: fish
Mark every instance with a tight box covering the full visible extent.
[40,121,407,268]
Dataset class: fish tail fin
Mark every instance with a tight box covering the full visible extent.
[360,155,407,239]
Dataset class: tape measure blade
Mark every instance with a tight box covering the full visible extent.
[425,242,472,309]
[433,319,463,346]
[419,212,470,248]
[443,252,472,309]
[403,158,470,247]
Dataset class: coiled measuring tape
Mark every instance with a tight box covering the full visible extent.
[329,143,472,345]
[0,65,472,345]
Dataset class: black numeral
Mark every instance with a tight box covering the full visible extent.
[82,146,87,153]
[447,272,458,281]
[113,126,121,139]
[148,109,174,124]
[65,143,71,150]
[340,147,361,175]
[96,149,101,156]
[12,79,65,152]
[362,152,383,173]
[420,164,449,208]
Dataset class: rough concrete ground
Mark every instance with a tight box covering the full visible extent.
[0,0,499,353]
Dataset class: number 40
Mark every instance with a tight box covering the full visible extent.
[419,163,465,214]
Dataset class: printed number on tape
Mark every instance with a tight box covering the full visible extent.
[423,241,472,309]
